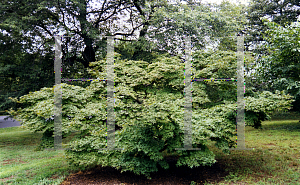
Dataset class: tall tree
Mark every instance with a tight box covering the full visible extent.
[0,27,55,115]
[0,0,170,114]
[247,0,300,42]
[245,0,300,64]
[244,0,300,104]
[114,0,250,63]
[254,20,300,112]
[137,0,249,56]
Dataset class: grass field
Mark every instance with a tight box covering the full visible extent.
[0,126,79,185]
[0,111,300,185]
[205,114,300,184]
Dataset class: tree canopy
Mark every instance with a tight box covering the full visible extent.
[0,0,251,114]
[246,0,300,42]
[252,19,300,111]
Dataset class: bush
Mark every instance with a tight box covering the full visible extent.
[7,51,295,179]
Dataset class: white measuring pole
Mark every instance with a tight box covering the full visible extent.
[54,36,63,150]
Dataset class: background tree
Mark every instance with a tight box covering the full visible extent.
[245,0,300,76]
[244,0,300,112]
[0,27,54,115]
[253,20,300,112]
[0,0,250,115]
[246,0,300,42]
[0,0,169,114]
[132,0,249,56]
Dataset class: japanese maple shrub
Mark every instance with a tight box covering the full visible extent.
[7,51,294,179]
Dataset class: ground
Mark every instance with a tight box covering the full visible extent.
[60,155,229,185]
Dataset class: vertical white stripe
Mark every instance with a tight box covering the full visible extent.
[184,36,193,149]
[176,36,201,151]
[54,36,62,150]
[236,35,245,149]
[106,36,116,150]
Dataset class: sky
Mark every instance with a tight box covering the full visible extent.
[202,0,250,5]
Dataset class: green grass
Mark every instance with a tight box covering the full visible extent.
[202,111,300,185]
[0,127,80,185]
[1,112,300,185]
[269,110,300,121]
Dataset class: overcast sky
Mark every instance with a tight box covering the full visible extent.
[201,0,250,5]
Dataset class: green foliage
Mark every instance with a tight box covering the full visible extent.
[245,90,295,114]
[114,37,165,63]
[34,129,55,151]
[7,50,295,179]
[261,21,300,82]
[0,0,249,116]
[0,47,55,116]
[246,0,300,43]
[137,0,249,55]
[1,0,299,182]
[0,0,57,115]
[254,20,300,112]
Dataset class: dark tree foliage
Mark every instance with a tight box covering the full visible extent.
[247,0,300,41]
[0,0,164,114]
[245,0,300,113]
[0,30,55,115]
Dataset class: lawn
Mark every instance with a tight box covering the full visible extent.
[0,111,300,185]
[0,127,79,185]
[205,111,300,184]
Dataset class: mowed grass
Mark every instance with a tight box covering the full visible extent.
[0,126,80,185]
[204,111,300,185]
[0,111,300,185]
